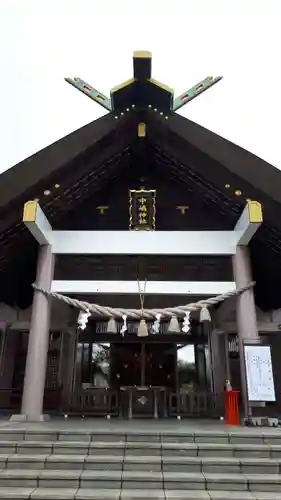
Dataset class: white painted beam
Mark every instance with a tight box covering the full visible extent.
[51,280,236,296]
[23,200,52,245]
[49,230,238,255]
[234,200,263,245]
[22,200,262,252]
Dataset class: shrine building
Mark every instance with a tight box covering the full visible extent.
[0,51,280,422]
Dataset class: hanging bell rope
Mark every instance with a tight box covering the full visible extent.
[32,281,255,320]
[137,278,148,337]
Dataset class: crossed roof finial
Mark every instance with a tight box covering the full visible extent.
[65,51,222,114]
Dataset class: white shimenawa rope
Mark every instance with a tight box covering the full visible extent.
[32,281,255,320]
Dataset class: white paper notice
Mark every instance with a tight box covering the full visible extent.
[244,345,276,402]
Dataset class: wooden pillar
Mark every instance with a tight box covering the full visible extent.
[232,245,259,418]
[11,245,54,421]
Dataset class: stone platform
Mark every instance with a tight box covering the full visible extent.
[0,418,279,499]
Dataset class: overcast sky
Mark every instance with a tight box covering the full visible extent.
[0,0,280,174]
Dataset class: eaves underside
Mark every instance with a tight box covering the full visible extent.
[0,111,281,309]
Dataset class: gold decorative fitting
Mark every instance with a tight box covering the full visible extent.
[154,108,157,112]
[165,116,169,120]
[121,112,124,116]
[149,78,174,94]
[44,190,51,196]
[126,108,130,112]
[133,50,152,59]
[225,184,230,188]
[23,200,38,223]
[176,205,189,215]
[138,123,146,138]
[160,112,164,116]
[96,206,109,215]
[235,190,242,196]
[248,200,263,224]
[110,77,135,94]
[148,104,152,108]
[132,104,135,108]
[55,184,60,189]
[114,116,118,119]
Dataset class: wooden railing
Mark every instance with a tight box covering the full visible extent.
[70,388,119,416]
[1,387,280,418]
[168,390,223,418]
[68,387,225,419]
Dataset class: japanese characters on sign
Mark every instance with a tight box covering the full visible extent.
[129,188,156,230]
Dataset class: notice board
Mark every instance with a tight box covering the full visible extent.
[244,344,276,402]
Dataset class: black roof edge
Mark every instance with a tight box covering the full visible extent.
[0,112,117,209]
[167,113,281,205]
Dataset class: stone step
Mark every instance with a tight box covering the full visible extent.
[1,430,281,446]
[1,441,281,458]
[0,490,281,500]
[0,470,280,492]
[0,454,280,474]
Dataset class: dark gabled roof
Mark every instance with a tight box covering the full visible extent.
[167,113,281,209]
[1,51,281,310]
[0,112,117,211]
[146,112,281,230]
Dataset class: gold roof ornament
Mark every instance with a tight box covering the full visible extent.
[96,206,109,215]
[176,205,189,215]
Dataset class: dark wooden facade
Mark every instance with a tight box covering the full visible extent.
[1,53,281,418]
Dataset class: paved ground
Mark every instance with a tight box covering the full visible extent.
[0,417,280,434]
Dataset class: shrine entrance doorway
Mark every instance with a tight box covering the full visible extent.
[110,342,176,389]
[69,336,220,419]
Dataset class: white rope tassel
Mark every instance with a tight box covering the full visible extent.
[182,311,191,333]
[77,308,91,330]
[107,317,117,333]
[168,315,180,332]
[152,313,162,334]
[200,306,211,322]
[120,314,127,336]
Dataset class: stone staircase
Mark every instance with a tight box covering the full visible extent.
[0,428,280,499]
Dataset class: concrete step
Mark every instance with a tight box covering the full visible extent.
[1,430,281,446]
[0,470,279,492]
[1,490,281,500]
[0,454,280,474]
[1,440,281,458]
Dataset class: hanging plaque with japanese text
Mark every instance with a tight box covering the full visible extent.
[129,188,156,231]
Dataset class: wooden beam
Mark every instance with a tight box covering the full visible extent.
[65,77,112,111]
[23,200,52,245]
[51,279,236,296]
[234,200,263,245]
